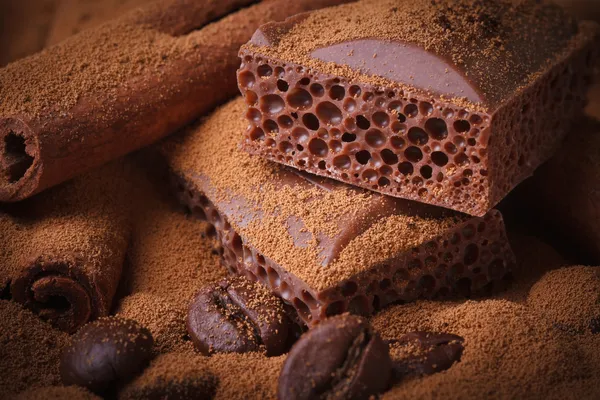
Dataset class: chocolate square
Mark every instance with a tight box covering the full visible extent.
[163,98,515,325]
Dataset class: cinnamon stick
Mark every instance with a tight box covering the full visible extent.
[0,0,350,202]
[1,160,133,332]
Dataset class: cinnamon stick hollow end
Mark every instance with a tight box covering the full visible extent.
[164,98,516,326]
[0,117,40,201]
[237,0,600,216]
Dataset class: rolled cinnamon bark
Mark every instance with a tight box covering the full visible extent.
[2,160,133,333]
[0,0,350,202]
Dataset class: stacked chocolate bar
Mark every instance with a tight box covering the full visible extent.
[166,0,599,325]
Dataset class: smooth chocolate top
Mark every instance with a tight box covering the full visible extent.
[244,0,598,111]
[164,98,467,291]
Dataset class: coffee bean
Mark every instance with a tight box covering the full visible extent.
[278,314,392,400]
[60,316,153,393]
[187,277,290,356]
[388,331,464,378]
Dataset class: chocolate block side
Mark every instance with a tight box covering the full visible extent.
[488,25,600,207]
[171,173,515,326]
[237,25,598,217]
[238,51,493,216]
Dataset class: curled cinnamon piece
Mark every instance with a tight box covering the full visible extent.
[13,261,94,333]
[2,160,133,333]
[0,0,350,202]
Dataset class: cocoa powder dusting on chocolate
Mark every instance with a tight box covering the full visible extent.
[0,301,70,397]
[165,98,463,290]
[245,0,597,111]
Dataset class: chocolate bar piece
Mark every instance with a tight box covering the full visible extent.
[517,118,600,264]
[237,0,600,216]
[0,0,350,202]
[163,98,515,325]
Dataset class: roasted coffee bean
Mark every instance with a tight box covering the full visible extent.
[60,317,153,393]
[187,277,290,356]
[278,314,392,400]
[389,331,464,378]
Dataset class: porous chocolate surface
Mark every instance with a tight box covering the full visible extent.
[4,189,600,399]
[164,98,515,325]
[237,0,600,216]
